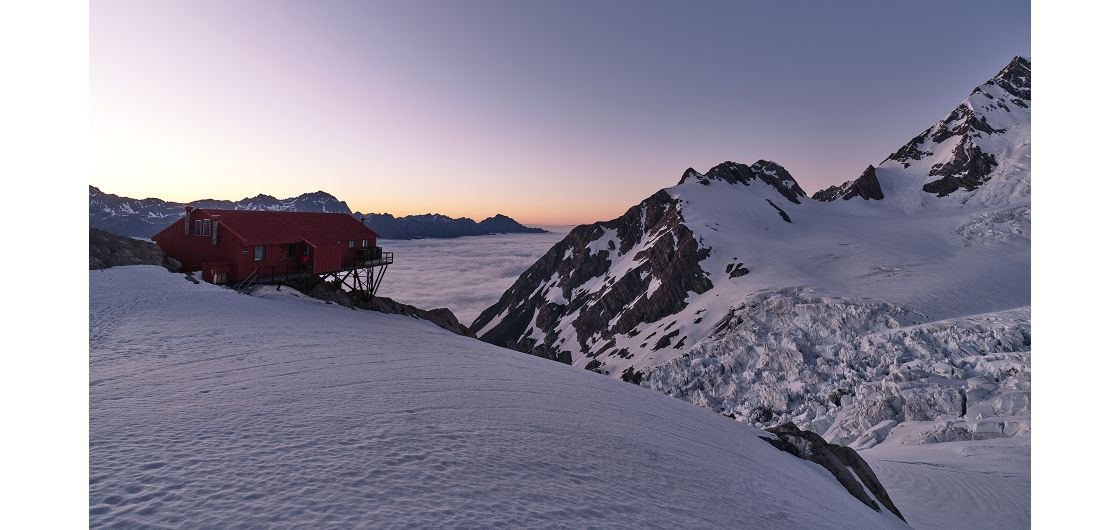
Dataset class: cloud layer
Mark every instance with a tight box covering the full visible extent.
[374,228,572,326]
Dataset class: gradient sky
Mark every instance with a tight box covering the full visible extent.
[91,0,1029,224]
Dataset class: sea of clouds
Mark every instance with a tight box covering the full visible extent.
[374,227,573,326]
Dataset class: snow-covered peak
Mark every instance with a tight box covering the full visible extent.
[989,55,1031,102]
[677,160,808,204]
[813,57,1030,211]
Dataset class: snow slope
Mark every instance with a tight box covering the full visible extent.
[863,426,1030,530]
[89,266,907,528]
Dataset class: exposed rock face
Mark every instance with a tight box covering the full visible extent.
[812,165,885,202]
[765,199,793,223]
[89,228,179,271]
[923,142,999,196]
[762,423,906,522]
[991,55,1031,103]
[679,160,807,204]
[359,297,474,337]
[471,189,712,365]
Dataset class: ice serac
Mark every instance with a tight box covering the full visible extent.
[811,165,884,202]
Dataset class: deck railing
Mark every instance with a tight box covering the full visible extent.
[341,251,393,269]
[248,251,394,286]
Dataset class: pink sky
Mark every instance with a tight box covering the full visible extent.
[91,1,1029,224]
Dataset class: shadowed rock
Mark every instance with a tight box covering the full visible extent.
[89,228,180,271]
[812,165,885,202]
[283,276,474,337]
[761,422,906,522]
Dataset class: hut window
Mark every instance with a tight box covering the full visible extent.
[254,245,265,261]
[194,220,203,236]
[348,240,355,249]
[287,245,297,258]
[202,219,211,236]
[362,239,368,248]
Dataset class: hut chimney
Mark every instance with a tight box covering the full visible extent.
[184,206,194,235]
[211,214,220,246]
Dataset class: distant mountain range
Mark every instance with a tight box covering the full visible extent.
[88,186,546,240]
[355,212,546,240]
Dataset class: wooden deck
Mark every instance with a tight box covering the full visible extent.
[236,252,394,294]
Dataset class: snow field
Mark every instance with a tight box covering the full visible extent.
[90,267,906,528]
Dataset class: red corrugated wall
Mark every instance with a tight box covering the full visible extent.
[154,210,379,283]
[153,214,245,278]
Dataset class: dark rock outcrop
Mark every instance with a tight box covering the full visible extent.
[358,297,474,337]
[812,165,885,202]
[991,55,1031,103]
[283,276,474,337]
[89,228,180,271]
[728,263,750,278]
[765,199,793,223]
[922,142,1000,196]
[884,131,934,167]
[762,423,906,522]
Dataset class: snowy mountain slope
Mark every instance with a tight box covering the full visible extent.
[472,57,1028,365]
[815,56,1030,210]
[90,266,907,528]
[471,162,1030,384]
